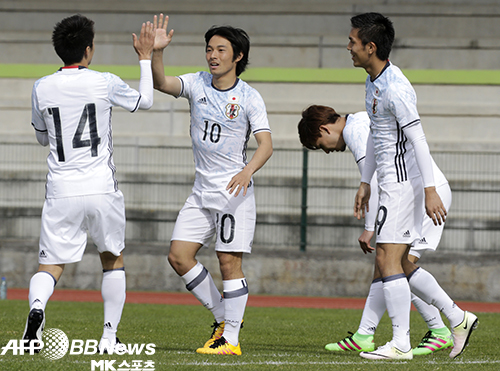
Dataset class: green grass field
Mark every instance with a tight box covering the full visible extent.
[0,299,499,370]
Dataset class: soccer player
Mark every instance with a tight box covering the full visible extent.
[298,105,473,358]
[151,14,273,355]
[23,14,155,353]
[348,13,478,360]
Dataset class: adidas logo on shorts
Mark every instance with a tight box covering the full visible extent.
[419,237,428,244]
[403,230,411,238]
[39,250,48,258]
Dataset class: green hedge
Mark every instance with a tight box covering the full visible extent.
[2,63,500,85]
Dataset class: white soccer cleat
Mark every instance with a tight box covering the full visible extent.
[449,311,478,359]
[360,341,413,360]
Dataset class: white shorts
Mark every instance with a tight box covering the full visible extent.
[375,177,424,245]
[410,182,452,257]
[171,187,256,253]
[39,191,126,264]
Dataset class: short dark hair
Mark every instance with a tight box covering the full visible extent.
[350,12,394,61]
[204,26,250,76]
[52,14,95,65]
[298,105,341,150]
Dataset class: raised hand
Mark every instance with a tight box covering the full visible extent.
[132,21,155,60]
[153,13,174,51]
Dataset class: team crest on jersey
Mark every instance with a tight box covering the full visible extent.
[372,98,378,114]
[225,103,240,119]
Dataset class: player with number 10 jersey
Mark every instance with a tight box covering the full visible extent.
[179,71,271,191]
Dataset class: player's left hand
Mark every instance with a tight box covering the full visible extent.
[424,186,447,225]
[133,21,155,60]
[354,182,371,220]
[358,229,375,254]
[227,168,252,197]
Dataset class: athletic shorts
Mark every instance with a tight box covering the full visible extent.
[375,177,424,245]
[39,191,126,264]
[409,182,452,257]
[171,187,256,253]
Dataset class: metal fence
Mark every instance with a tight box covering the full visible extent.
[1,142,500,252]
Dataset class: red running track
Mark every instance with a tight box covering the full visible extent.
[6,288,500,313]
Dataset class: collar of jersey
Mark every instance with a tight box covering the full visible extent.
[370,61,391,82]
[59,66,88,71]
[211,78,239,92]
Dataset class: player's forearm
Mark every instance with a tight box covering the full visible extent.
[151,50,168,92]
[245,135,273,175]
[35,130,49,146]
[360,131,376,184]
[137,60,153,110]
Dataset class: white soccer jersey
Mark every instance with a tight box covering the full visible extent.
[343,111,371,165]
[178,71,271,191]
[32,66,143,198]
[365,62,422,185]
[346,110,447,187]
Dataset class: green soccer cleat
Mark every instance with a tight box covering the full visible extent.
[325,331,375,352]
[412,328,453,356]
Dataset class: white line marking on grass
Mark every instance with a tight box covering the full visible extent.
[173,360,500,366]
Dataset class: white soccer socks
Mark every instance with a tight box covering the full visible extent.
[411,293,447,330]
[101,268,126,340]
[382,274,412,352]
[222,278,248,347]
[408,267,464,328]
[182,262,225,323]
[358,279,385,336]
[29,271,56,311]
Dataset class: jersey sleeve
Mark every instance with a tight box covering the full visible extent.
[103,72,142,112]
[247,89,271,134]
[387,83,420,128]
[177,72,199,100]
[31,82,47,132]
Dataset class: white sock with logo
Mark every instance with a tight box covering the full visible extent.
[408,267,464,328]
[383,274,411,352]
[411,293,446,330]
[29,271,56,311]
[222,278,248,347]
[358,279,385,335]
[101,268,126,341]
[181,262,225,323]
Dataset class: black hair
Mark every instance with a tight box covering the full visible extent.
[52,14,95,65]
[350,12,394,61]
[204,26,250,76]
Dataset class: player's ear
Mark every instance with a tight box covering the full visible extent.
[367,41,377,55]
[319,124,330,135]
[234,52,243,63]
